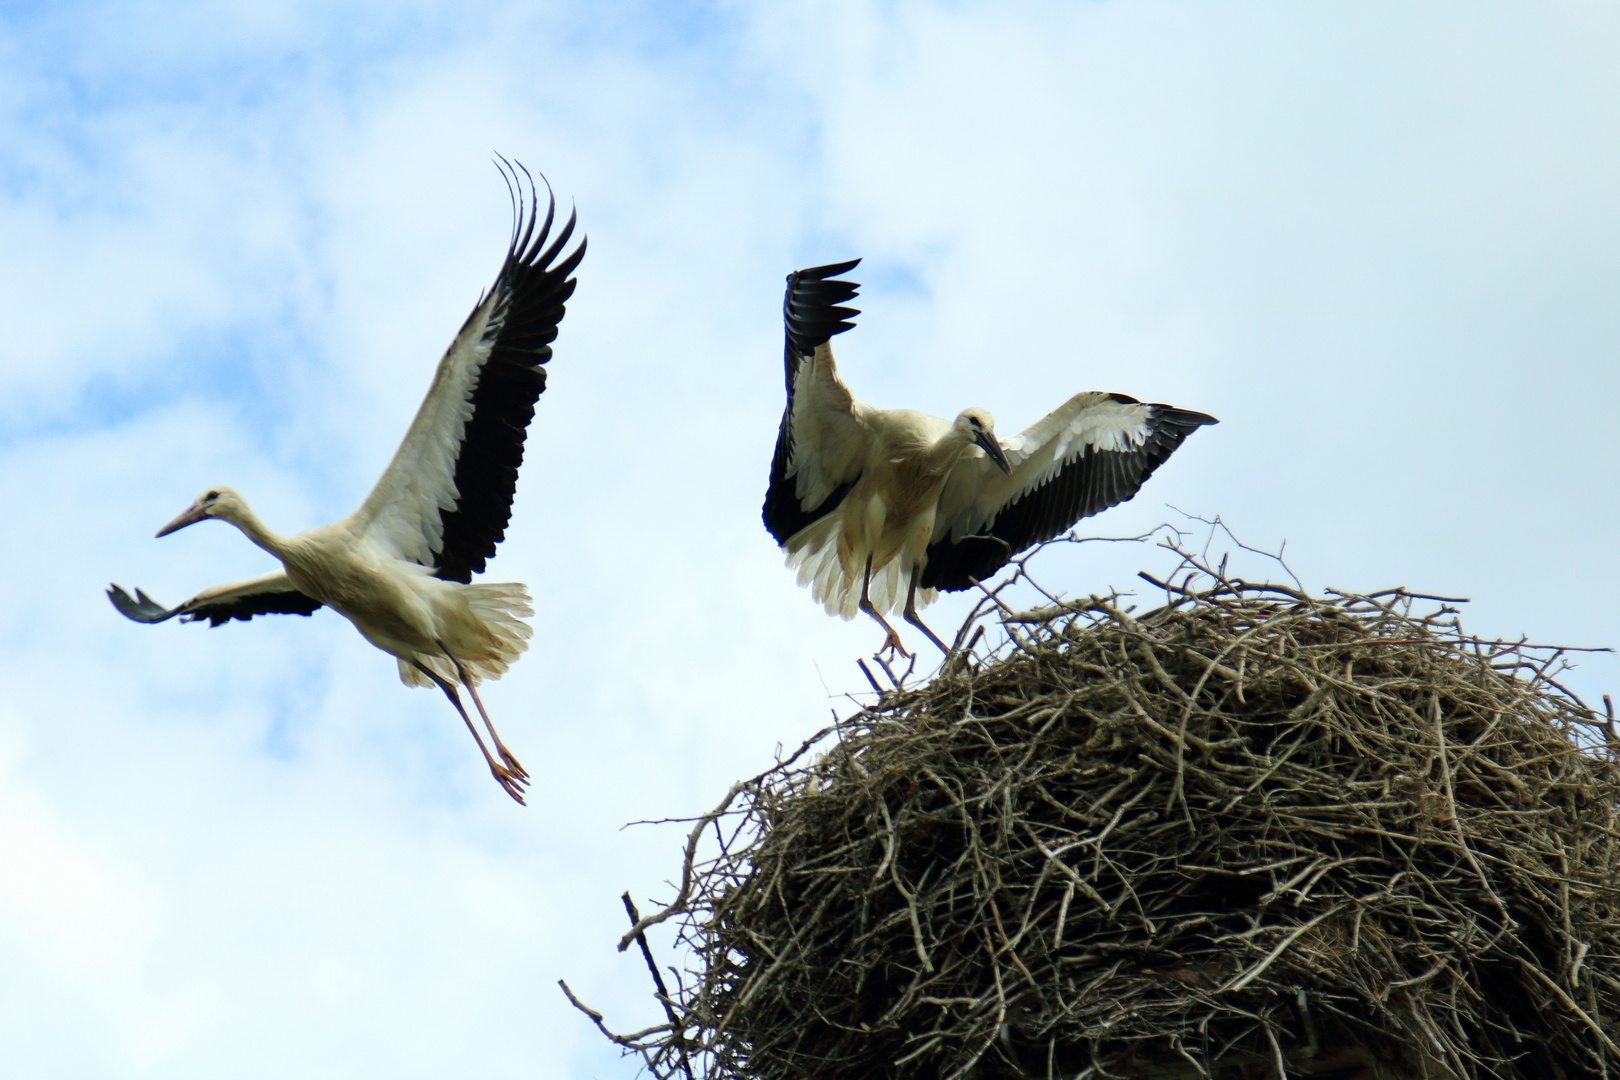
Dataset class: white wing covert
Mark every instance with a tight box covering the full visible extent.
[788,345,877,511]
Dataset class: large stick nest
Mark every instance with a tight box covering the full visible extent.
[585,546,1619,1079]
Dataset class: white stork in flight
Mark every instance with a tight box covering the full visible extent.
[108,161,584,804]
[763,258,1217,657]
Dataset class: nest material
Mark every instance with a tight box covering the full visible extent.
[598,563,1620,1080]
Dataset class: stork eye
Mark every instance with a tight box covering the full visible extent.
[205,491,220,502]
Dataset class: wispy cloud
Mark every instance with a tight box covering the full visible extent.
[0,2,1615,1077]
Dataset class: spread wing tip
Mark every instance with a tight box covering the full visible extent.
[784,258,863,356]
[1144,406,1220,456]
[491,156,586,281]
[789,257,862,283]
[108,583,175,623]
[425,161,584,584]
[1152,406,1219,429]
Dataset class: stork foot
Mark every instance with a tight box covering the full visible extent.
[875,627,912,660]
[491,762,529,805]
[414,656,531,808]
[497,745,530,781]
[859,596,911,660]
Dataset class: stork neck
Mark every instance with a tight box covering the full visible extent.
[225,503,292,560]
[926,428,975,475]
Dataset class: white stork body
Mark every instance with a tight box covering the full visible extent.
[211,508,533,690]
[783,401,982,627]
[109,162,584,804]
[763,259,1217,656]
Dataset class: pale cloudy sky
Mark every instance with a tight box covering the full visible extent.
[1,2,1616,1078]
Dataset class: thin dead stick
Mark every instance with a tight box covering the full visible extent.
[1432,693,1517,931]
[557,978,671,1047]
[873,651,905,689]
[1003,597,1108,624]
[1265,1023,1288,1080]
[1606,695,1617,759]
[619,780,751,951]
[617,724,838,951]
[1520,959,1620,1060]
[856,658,884,696]
[622,893,694,1080]
[1220,905,1346,993]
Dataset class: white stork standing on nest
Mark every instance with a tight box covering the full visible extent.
[763,258,1217,658]
[108,161,585,804]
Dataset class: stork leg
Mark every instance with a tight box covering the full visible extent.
[901,567,951,656]
[437,640,529,781]
[412,659,528,805]
[857,554,911,659]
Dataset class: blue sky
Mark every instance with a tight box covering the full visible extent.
[1,2,1617,1078]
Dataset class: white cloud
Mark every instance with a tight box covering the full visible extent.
[0,2,1615,1077]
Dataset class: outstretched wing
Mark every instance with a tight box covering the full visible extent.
[923,392,1217,589]
[350,159,586,583]
[107,570,322,628]
[762,258,877,544]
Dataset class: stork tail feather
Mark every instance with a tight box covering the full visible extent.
[398,582,534,688]
[785,520,938,620]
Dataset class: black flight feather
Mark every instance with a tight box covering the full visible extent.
[434,162,586,583]
[762,258,862,545]
[107,583,323,627]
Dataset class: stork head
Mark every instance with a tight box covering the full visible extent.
[156,486,245,538]
[955,408,1012,474]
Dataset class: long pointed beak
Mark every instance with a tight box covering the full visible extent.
[975,430,1012,474]
[155,502,208,538]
